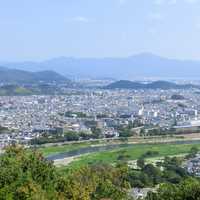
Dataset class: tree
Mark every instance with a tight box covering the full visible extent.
[146,178,200,200]
[185,146,199,159]
[0,145,57,200]
[162,170,182,184]
[64,131,79,141]
[137,158,145,169]
[190,146,199,157]
[142,164,162,185]
[91,127,102,139]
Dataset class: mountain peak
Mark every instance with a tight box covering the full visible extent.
[1,53,200,79]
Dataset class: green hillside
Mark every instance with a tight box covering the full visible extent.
[0,67,69,84]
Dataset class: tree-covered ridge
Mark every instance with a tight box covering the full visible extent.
[0,84,70,96]
[105,80,199,90]
[0,67,68,84]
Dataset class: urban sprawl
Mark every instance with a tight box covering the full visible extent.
[1,86,200,149]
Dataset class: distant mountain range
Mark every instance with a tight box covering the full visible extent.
[105,80,200,90]
[0,67,69,84]
[2,53,200,79]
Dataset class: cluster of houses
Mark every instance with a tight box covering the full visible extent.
[1,88,200,148]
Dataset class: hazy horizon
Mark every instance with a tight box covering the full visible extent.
[2,52,200,63]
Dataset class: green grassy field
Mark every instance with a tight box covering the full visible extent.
[38,140,101,156]
[37,135,188,157]
[67,142,200,169]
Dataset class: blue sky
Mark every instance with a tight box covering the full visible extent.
[0,0,200,61]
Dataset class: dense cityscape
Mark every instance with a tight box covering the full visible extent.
[1,56,200,199]
[1,83,200,148]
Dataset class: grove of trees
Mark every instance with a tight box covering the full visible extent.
[0,146,131,200]
[1,145,200,200]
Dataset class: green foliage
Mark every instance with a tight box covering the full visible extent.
[142,164,163,185]
[68,142,200,171]
[127,170,148,188]
[186,146,199,159]
[119,128,133,137]
[137,158,145,169]
[118,121,143,137]
[146,178,200,200]
[90,127,102,139]
[0,145,130,200]
[64,131,79,141]
[2,143,196,199]
[191,146,199,154]
[0,145,57,200]
[141,151,159,159]
[129,155,188,189]
[56,163,129,200]
[0,68,67,85]
[189,146,199,158]
[14,87,33,95]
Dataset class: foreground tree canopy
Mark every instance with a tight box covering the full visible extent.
[0,146,130,200]
[145,178,200,200]
[1,145,200,200]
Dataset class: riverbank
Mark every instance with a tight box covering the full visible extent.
[67,144,193,169]
[32,133,200,168]
[53,142,200,169]
[39,133,200,157]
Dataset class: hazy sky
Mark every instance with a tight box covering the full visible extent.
[1,0,200,61]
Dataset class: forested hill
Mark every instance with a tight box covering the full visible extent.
[0,67,69,84]
[105,80,199,90]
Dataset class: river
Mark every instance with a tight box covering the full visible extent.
[46,139,200,161]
